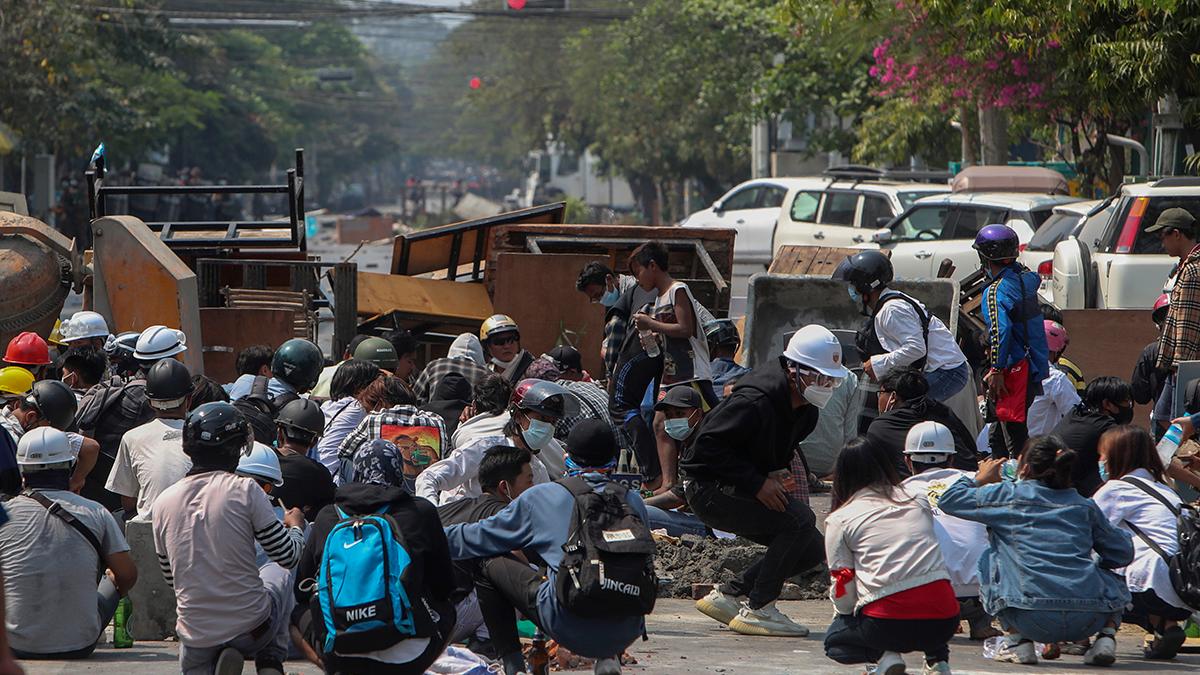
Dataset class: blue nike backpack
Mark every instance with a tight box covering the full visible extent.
[316,507,431,653]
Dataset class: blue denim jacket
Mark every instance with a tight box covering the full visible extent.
[938,477,1133,615]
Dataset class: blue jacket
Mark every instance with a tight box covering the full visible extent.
[710,358,750,399]
[443,474,648,658]
[938,477,1132,615]
[981,264,1049,383]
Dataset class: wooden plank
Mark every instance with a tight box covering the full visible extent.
[1061,309,1158,428]
[357,271,493,323]
[492,253,607,377]
[200,308,295,384]
[391,203,565,276]
[767,245,870,275]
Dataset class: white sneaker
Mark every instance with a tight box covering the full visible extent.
[215,647,243,675]
[876,650,907,674]
[695,589,741,626]
[993,639,1037,665]
[921,660,951,675]
[1083,634,1116,667]
[727,601,810,637]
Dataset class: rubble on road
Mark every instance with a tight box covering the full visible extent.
[654,535,827,600]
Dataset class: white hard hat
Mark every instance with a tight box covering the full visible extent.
[236,442,284,487]
[783,325,850,378]
[16,427,76,468]
[134,325,187,361]
[60,311,111,343]
[904,421,955,463]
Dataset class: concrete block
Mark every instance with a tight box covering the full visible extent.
[124,520,176,640]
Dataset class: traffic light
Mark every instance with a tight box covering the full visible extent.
[504,0,568,8]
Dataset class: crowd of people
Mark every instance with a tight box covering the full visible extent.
[0,227,1195,674]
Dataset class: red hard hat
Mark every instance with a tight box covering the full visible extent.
[4,332,51,366]
[1154,293,1171,313]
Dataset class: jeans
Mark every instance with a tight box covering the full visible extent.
[685,481,825,608]
[996,608,1118,644]
[11,576,121,660]
[644,505,708,537]
[925,362,970,403]
[179,563,294,675]
[474,556,543,660]
[825,613,958,665]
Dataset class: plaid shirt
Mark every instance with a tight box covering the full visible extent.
[601,313,627,381]
[335,404,451,484]
[412,357,492,404]
[555,379,618,441]
[1158,248,1200,370]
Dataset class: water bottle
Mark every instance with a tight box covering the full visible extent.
[527,629,550,675]
[1157,423,1184,468]
[113,596,133,648]
[639,329,660,358]
[1001,459,1019,482]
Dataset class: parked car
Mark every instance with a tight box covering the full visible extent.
[1017,200,1108,303]
[1051,178,1200,309]
[874,191,1083,282]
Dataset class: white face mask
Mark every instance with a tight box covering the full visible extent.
[802,384,835,409]
[491,355,518,369]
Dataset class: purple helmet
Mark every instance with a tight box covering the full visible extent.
[972,224,1020,262]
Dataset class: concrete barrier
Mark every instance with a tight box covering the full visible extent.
[124,520,176,640]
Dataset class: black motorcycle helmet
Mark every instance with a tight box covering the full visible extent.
[182,402,252,467]
[832,250,894,295]
[704,319,741,349]
[270,339,323,393]
[24,380,78,430]
[276,398,325,439]
[145,359,193,406]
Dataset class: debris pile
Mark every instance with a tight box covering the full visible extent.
[654,534,827,600]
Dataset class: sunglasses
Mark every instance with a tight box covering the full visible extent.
[490,334,519,346]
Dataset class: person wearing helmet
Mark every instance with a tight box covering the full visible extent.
[412,333,491,404]
[974,224,1050,458]
[0,380,98,497]
[683,325,846,637]
[335,381,451,490]
[0,427,137,659]
[104,331,141,379]
[481,314,535,386]
[152,402,306,675]
[868,367,979,476]
[228,338,322,407]
[1133,294,1172,435]
[104,359,195,522]
[59,311,111,351]
[310,334,371,400]
[1039,306,1085,393]
[132,324,188,365]
[834,250,970,402]
[1022,322,1081,437]
[899,421,998,642]
[0,366,34,406]
[705,319,750,400]
[415,378,576,505]
[272,399,334,522]
[236,442,284,491]
[60,345,108,398]
[353,336,399,372]
[4,331,53,379]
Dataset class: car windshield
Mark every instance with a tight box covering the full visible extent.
[1027,212,1083,251]
[890,205,952,242]
[898,191,946,209]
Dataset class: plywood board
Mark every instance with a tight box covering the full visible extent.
[767,245,871,276]
[92,216,204,374]
[1061,309,1158,427]
[200,308,295,384]
[391,202,565,276]
[357,271,493,323]
[492,253,607,377]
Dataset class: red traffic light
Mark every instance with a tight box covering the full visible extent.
[469,76,482,90]
[508,0,526,8]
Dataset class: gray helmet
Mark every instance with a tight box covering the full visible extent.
[703,319,741,349]
[511,378,579,420]
[276,398,325,438]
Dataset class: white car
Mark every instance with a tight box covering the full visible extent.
[1017,200,1108,303]
[873,192,1084,282]
[771,177,950,251]
[1052,178,1200,309]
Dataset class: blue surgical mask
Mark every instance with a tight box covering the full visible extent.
[1098,460,1109,483]
[600,287,621,307]
[848,286,861,303]
[521,418,555,451]
[664,417,694,441]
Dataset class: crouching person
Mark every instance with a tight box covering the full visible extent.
[444,419,655,675]
[938,436,1133,666]
[823,436,958,675]
[152,402,306,675]
[0,428,137,659]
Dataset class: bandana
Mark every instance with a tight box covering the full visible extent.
[564,455,617,477]
[353,439,407,488]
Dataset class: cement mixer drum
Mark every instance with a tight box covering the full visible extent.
[0,212,77,347]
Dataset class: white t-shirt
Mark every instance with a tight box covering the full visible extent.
[1027,368,1081,437]
[901,468,988,597]
[652,281,712,383]
[1091,469,1188,609]
[105,418,191,522]
[868,291,967,379]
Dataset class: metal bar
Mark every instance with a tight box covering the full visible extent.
[332,262,357,359]
[194,258,333,269]
[160,223,173,241]
[141,220,292,230]
[295,149,305,253]
[286,169,298,249]
[97,184,289,195]
[447,231,463,282]
[471,226,486,280]
[197,260,219,307]
[85,170,98,221]
[524,236,729,292]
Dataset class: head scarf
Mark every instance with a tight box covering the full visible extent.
[524,357,561,382]
[353,438,406,487]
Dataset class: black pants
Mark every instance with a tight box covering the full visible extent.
[475,556,544,659]
[825,613,958,666]
[623,412,660,480]
[1124,589,1193,633]
[685,481,825,608]
[315,596,456,675]
[988,369,1038,459]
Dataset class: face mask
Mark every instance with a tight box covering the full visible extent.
[600,287,621,307]
[492,355,518,369]
[1113,405,1134,425]
[521,418,555,451]
[847,286,861,304]
[664,417,694,441]
[1098,460,1110,483]
[802,384,834,409]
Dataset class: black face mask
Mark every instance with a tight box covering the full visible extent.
[1113,405,1134,425]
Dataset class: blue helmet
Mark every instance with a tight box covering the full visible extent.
[972,224,1020,262]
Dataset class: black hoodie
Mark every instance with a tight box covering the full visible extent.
[294,483,455,610]
[680,361,818,495]
[866,395,979,475]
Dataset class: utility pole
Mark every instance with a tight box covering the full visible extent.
[1153,95,1182,176]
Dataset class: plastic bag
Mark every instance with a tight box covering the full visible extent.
[981,636,1046,661]
[424,645,501,674]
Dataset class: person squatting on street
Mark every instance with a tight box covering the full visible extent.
[685,324,843,637]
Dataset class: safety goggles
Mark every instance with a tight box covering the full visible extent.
[793,367,843,390]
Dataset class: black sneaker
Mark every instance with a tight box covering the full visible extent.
[1144,625,1187,660]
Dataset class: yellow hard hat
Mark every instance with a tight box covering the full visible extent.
[48,319,66,347]
[0,366,35,398]
[480,314,519,342]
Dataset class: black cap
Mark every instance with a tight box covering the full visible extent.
[565,419,617,467]
[654,384,702,411]
[547,345,583,373]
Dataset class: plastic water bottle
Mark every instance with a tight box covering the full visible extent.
[527,630,550,675]
[639,329,660,358]
[1001,459,1019,482]
[1157,423,1184,468]
[113,597,133,648]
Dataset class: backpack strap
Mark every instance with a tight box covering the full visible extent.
[251,375,271,400]
[1124,520,1173,562]
[559,475,598,498]
[21,490,105,561]
[1122,476,1182,517]
[877,293,930,358]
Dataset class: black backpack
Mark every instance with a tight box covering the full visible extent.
[234,376,300,445]
[555,476,657,618]
[76,376,153,458]
[1120,476,1200,609]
